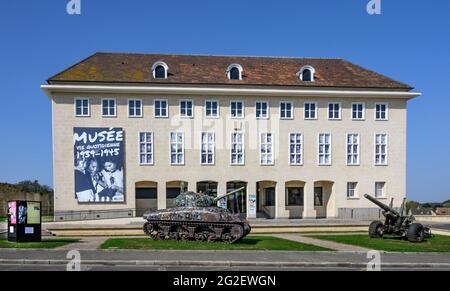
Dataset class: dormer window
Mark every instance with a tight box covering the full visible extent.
[152,61,169,79]
[298,66,315,82]
[227,64,243,80]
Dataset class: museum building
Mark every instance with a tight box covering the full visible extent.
[41,53,420,221]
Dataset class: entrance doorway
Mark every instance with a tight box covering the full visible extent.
[197,181,218,197]
[135,181,157,216]
[256,181,277,219]
[166,181,188,208]
[225,181,247,215]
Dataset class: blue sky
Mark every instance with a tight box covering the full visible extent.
[0,0,449,202]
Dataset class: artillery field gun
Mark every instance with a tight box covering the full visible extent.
[364,194,431,242]
[143,187,251,243]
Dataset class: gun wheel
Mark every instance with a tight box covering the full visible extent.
[407,223,425,243]
[369,221,384,238]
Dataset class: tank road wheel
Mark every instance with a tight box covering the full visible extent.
[229,225,244,243]
[369,221,384,238]
[407,223,425,243]
[143,222,152,236]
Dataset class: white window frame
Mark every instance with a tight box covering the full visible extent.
[230,132,245,166]
[101,98,117,117]
[152,61,169,79]
[205,100,219,119]
[346,133,360,166]
[154,99,169,118]
[374,133,388,166]
[227,64,243,80]
[256,101,269,119]
[289,133,303,166]
[328,102,342,120]
[128,98,143,118]
[139,132,154,166]
[169,132,185,166]
[230,100,244,119]
[347,182,358,199]
[375,103,389,121]
[318,133,332,166]
[180,99,194,118]
[304,102,318,120]
[74,98,90,117]
[200,132,215,165]
[260,133,274,166]
[280,101,294,120]
[351,102,365,120]
[298,65,316,82]
[375,182,386,198]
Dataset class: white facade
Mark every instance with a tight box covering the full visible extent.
[43,83,419,220]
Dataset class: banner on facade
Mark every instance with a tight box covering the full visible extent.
[248,193,257,215]
[73,127,125,203]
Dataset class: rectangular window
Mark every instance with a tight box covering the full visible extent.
[286,187,304,206]
[256,101,269,119]
[375,182,385,198]
[154,100,168,118]
[304,102,317,119]
[180,100,194,118]
[139,132,153,165]
[205,100,219,118]
[352,103,364,120]
[75,98,89,117]
[347,134,360,165]
[170,132,184,165]
[328,103,341,119]
[128,99,142,117]
[375,103,388,120]
[289,133,303,165]
[260,133,273,165]
[102,99,116,117]
[230,101,244,118]
[231,132,244,165]
[347,182,357,198]
[280,102,293,119]
[318,134,332,165]
[375,134,388,165]
[201,132,215,165]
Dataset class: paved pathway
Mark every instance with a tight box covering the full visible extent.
[56,237,109,250]
[1,249,450,268]
[268,233,370,252]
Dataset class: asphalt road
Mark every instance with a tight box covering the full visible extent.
[1,264,450,271]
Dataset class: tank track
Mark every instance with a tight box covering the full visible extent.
[143,220,246,243]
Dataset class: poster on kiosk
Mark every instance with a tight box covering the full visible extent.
[7,201,42,242]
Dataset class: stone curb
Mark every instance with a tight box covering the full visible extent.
[0,259,449,269]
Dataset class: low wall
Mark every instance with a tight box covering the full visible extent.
[338,208,383,220]
[54,209,135,222]
[416,215,450,223]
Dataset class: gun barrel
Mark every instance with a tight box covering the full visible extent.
[214,187,246,203]
[364,194,400,216]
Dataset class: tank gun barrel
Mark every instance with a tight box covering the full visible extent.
[214,187,246,203]
[364,194,400,216]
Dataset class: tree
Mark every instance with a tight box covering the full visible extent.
[15,180,53,194]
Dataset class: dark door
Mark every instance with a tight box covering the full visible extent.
[314,187,323,206]
[135,188,157,216]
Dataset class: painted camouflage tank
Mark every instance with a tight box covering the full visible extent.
[143,189,251,243]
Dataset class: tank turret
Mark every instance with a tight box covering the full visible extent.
[143,187,251,243]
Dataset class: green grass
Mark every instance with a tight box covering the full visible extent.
[0,238,79,249]
[308,234,450,252]
[101,236,331,251]
[0,217,5,222]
